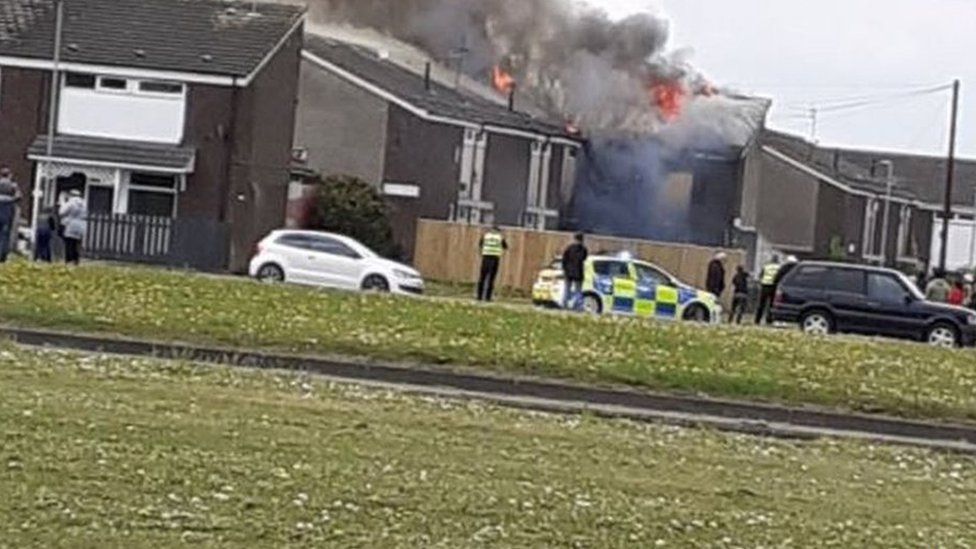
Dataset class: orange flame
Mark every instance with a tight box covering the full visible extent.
[492,65,516,94]
[650,82,686,123]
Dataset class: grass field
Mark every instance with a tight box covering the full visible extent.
[1,346,974,547]
[0,262,974,424]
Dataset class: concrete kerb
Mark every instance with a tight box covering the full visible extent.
[2,325,975,454]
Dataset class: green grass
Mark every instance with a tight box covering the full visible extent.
[0,261,974,423]
[424,280,531,304]
[1,346,974,547]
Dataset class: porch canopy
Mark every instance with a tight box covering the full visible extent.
[27,135,196,174]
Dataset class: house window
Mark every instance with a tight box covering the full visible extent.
[897,207,913,257]
[97,77,128,91]
[64,72,96,89]
[138,80,183,95]
[863,198,880,257]
[87,185,115,215]
[127,172,177,217]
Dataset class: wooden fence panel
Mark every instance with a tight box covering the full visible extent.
[414,220,747,299]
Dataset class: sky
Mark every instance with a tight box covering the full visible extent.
[594,0,976,158]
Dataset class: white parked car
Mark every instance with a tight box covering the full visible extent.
[248,230,424,295]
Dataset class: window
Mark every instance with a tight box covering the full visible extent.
[127,172,177,217]
[130,172,177,190]
[87,186,114,215]
[826,268,866,295]
[868,273,909,303]
[308,236,360,259]
[276,234,314,251]
[138,80,183,95]
[593,261,630,279]
[634,263,670,286]
[64,72,96,88]
[789,266,829,289]
[97,77,128,91]
[128,191,174,216]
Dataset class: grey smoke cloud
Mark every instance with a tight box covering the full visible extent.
[304,0,690,133]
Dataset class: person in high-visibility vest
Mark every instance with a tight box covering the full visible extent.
[755,257,782,325]
[754,255,797,325]
[477,225,508,302]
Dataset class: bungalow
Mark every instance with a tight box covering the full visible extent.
[294,33,583,259]
[0,0,306,272]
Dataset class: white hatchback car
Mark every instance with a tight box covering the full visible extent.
[248,230,424,295]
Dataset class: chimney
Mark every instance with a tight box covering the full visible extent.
[424,62,431,91]
[507,85,516,112]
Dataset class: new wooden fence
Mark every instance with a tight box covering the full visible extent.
[414,220,747,294]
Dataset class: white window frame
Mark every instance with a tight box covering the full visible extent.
[897,206,914,260]
[96,75,131,94]
[123,171,180,218]
[863,198,882,260]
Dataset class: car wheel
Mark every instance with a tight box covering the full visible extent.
[257,264,284,284]
[582,294,603,315]
[800,310,833,336]
[361,274,390,293]
[683,304,710,323]
[927,323,959,349]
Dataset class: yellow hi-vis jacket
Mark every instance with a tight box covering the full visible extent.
[481,232,505,257]
[761,263,781,286]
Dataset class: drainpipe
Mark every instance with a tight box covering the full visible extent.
[32,0,64,249]
[218,77,240,225]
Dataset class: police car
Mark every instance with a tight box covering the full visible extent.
[532,253,722,323]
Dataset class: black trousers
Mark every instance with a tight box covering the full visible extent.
[755,285,776,325]
[64,237,81,265]
[477,256,500,302]
[730,293,748,324]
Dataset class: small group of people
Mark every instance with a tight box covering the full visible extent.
[0,165,88,265]
[705,252,798,325]
[922,269,976,309]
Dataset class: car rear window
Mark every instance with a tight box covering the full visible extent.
[826,268,866,294]
[786,266,829,288]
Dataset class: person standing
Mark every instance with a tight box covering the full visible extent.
[561,233,588,311]
[0,167,22,263]
[476,225,507,302]
[33,210,55,263]
[59,189,87,265]
[925,270,951,303]
[948,279,966,306]
[729,265,750,324]
[706,252,727,299]
[754,256,782,325]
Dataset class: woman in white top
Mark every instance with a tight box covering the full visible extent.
[58,189,87,265]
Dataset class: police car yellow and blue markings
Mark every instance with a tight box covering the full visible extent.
[584,265,714,320]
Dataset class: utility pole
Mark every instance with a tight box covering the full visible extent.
[31,0,64,249]
[809,107,818,142]
[939,79,961,272]
[878,160,894,267]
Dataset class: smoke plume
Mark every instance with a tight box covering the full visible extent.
[303,0,717,134]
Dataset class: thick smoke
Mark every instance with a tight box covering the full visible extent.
[305,0,697,133]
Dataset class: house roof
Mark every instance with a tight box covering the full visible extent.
[28,135,196,173]
[0,0,305,79]
[763,129,976,207]
[302,34,580,141]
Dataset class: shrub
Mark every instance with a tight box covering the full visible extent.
[309,174,400,258]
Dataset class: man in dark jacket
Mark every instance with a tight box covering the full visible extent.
[0,167,21,263]
[561,233,588,310]
[729,265,750,324]
[706,252,727,299]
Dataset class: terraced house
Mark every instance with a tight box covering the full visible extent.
[0,0,305,271]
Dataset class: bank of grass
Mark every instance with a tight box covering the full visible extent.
[424,279,531,304]
[0,262,974,423]
[1,347,974,547]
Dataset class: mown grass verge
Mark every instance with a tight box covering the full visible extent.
[0,262,973,423]
[1,346,974,546]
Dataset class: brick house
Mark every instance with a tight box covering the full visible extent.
[0,0,305,271]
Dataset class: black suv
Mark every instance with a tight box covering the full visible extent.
[772,262,976,348]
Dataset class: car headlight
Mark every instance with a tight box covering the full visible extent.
[394,269,421,280]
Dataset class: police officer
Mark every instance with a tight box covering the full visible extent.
[755,255,782,325]
[477,224,508,302]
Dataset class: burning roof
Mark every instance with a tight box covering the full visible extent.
[302,0,768,145]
